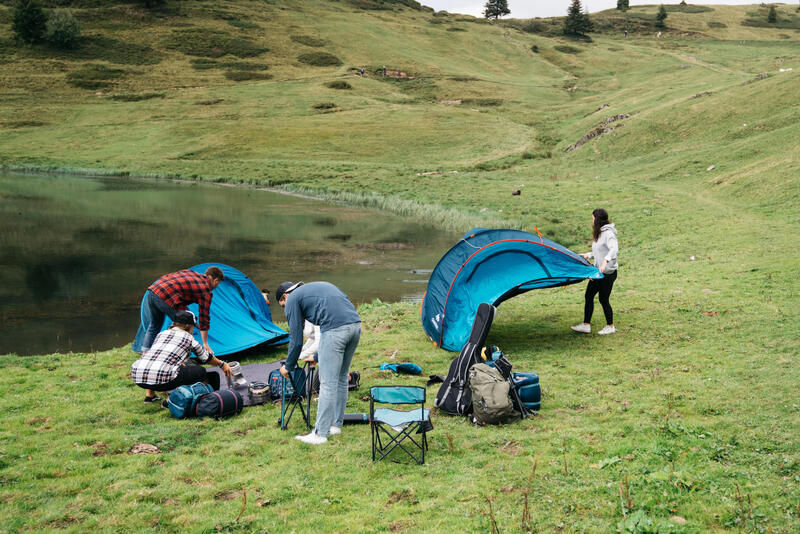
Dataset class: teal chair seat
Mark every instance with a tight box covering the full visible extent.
[372,408,430,429]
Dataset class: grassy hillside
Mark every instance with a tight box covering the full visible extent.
[1,1,799,532]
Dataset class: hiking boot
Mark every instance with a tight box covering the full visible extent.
[570,323,591,334]
[161,399,169,409]
[598,325,616,335]
[296,432,327,445]
[329,426,342,435]
[144,395,162,403]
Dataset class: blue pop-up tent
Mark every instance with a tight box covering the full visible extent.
[132,263,288,355]
[421,228,602,351]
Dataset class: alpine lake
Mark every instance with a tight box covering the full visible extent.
[0,172,459,355]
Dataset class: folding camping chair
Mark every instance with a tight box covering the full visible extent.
[370,386,431,465]
[279,362,315,431]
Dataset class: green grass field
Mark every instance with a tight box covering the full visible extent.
[1,1,799,531]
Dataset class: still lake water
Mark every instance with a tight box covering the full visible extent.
[0,172,459,355]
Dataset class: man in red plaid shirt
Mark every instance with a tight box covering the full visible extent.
[141,266,225,358]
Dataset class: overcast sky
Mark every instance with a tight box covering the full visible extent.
[421,1,766,19]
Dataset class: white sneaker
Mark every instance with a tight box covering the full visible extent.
[329,426,342,435]
[295,432,328,445]
[570,323,591,333]
[598,325,616,335]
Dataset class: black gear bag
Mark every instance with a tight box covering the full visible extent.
[434,303,496,415]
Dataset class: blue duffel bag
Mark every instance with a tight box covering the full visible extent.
[512,372,541,412]
[168,382,215,419]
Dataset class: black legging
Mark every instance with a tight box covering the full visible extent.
[584,270,617,325]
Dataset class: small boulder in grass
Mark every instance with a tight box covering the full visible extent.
[130,443,161,454]
[511,189,521,196]
[707,165,715,171]
[670,516,687,525]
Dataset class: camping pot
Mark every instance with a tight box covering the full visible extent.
[227,361,248,388]
[249,381,270,404]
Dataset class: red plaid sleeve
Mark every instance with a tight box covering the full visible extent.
[149,270,213,330]
[196,291,212,331]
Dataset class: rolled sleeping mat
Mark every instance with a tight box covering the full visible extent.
[343,413,370,425]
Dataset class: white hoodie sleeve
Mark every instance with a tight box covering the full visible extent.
[604,232,618,262]
[299,321,321,360]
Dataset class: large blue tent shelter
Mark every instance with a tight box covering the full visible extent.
[132,263,289,355]
[421,228,602,351]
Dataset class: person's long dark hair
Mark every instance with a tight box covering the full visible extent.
[592,208,610,242]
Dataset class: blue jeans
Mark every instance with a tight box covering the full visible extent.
[141,290,177,352]
[314,322,361,437]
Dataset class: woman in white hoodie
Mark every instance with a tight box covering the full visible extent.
[572,208,618,335]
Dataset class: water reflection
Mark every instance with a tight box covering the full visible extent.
[0,173,458,355]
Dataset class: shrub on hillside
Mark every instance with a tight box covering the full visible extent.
[298,52,342,67]
[69,36,161,66]
[190,58,219,70]
[45,8,80,49]
[446,26,467,32]
[221,61,269,71]
[224,70,272,81]
[165,29,268,58]
[519,18,562,36]
[110,92,165,101]
[13,0,47,44]
[347,0,427,11]
[291,35,326,47]
[312,102,336,109]
[191,59,270,72]
[664,4,712,12]
[707,21,727,28]
[326,80,352,90]
[461,98,503,106]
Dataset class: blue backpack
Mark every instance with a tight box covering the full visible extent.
[168,382,215,418]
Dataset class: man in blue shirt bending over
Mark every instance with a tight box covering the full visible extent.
[277,281,361,445]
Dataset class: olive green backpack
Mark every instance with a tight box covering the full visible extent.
[468,363,521,425]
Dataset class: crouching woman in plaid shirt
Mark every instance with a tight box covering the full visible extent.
[132,310,232,404]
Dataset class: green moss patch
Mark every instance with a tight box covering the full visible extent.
[298,52,342,66]
[461,97,503,107]
[325,80,352,89]
[290,35,326,47]
[66,64,126,89]
[227,19,261,30]
[554,44,582,54]
[1,120,48,128]
[664,4,713,13]
[223,71,273,81]
[742,9,800,29]
[191,59,270,71]
[110,92,166,102]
